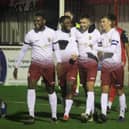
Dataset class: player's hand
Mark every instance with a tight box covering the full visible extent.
[97,51,103,60]
[69,54,78,64]
[56,63,62,76]
[71,54,78,61]
[89,44,93,49]
[13,67,18,80]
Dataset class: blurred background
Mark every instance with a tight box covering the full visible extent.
[0,0,129,85]
[0,0,129,44]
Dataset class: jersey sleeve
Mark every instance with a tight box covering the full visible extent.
[93,30,102,51]
[24,32,32,45]
[15,32,31,68]
[97,31,120,53]
[52,31,62,63]
[14,44,30,68]
[103,31,120,53]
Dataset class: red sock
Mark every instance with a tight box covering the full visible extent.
[109,85,117,102]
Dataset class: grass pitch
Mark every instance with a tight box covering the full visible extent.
[0,85,129,129]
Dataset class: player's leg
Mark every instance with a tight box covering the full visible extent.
[116,64,126,121]
[74,71,80,95]
[81,60,98,122]
[25,62,41,124]
[63,63,78,121]
[46,84,57,121]
[108,85,117,111]
[117,88,126,121]
[98,65,111,123]
[44,64,57,121]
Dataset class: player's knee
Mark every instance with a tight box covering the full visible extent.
[66,94,73,99]
[117,88,124,96]
[28,83,37,89]
[102,85,109,93]
[67,79,75,86]
[28,79,37,89]
[46,85,55,94]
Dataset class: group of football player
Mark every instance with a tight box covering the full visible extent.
[11,10,129,124]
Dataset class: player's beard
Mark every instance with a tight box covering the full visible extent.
[34,24,45,32]
[79,26,88,33]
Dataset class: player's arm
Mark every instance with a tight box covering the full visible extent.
[13,44,30,79]
[13,32,31,79]
[97,33,120,61]
[52,38,62,77]
[52,41,62,64]
[70,39,79,64]
[92,29,101,51]
[99,33,120,53]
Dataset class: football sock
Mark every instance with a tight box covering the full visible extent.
[119,94,126,118]
[64,99,73,116]
[48,92,57,118]
[101,93,108,115]
[27,89,36,117]
[85,91,94,115]
[108,101,112,109]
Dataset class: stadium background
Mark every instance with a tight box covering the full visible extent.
[0,0,129,85]
[0,1,129,129]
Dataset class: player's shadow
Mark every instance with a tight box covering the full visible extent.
[6,111,52,124]
[36,95,48,101]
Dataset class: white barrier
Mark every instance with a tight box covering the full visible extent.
[0,45,31,85]
[0,45,128,86]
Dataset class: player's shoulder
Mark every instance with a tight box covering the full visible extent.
[109,28,120,41]
[24,29,35,39]
[45,26,55,33]
[94,28,100,34]
[90,28,101,36]
[111,28,120,36]
[73,28,82,36]
[26,29,35,35]
[55,29,61,33]
[111,28,118,33]
[71,27,77,33]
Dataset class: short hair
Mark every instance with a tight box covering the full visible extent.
[35,12,46,19]
[59,16,71,23]
[64,10,74,16]
[101,14,117,22]
[107,13,117,22]
[79,14,90,20]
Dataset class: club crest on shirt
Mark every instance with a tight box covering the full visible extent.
[89,36,92,40]
[109,39,111,43]
[69,33,71,37]
[48,37,51,42]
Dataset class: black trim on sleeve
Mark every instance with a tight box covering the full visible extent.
[24,41,33,46]
[121,31,129,44]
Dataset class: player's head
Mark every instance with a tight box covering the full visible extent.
[59,16,72,32]
[107,13,117,27]
[100,14,115,32]
[34,12,46,31]
[79,15,91,31]
[64,10,74,21]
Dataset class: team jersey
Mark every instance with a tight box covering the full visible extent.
[15,26,55,68]
[97,28,121,64]
[54,29,79,63]
[74,28,100,60]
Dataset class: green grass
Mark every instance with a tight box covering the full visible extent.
[0,85,129,129]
